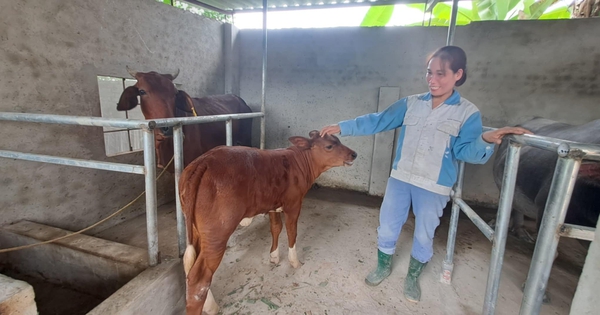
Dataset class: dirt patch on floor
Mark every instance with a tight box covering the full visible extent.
[97,187,586,315]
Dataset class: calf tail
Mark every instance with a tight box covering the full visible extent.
[183,245,197,276]
[178,158,209,273]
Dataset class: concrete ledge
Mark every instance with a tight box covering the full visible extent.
[0,220,148,298]
[88,258,185,315]
[0,273,37,315]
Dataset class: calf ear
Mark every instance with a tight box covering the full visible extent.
[309,130,320,139]
[289,136,311,149]
[117,86,139,111]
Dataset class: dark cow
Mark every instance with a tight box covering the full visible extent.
[179,131,357,314]
[117,67,253,170]
[493,117,600,243]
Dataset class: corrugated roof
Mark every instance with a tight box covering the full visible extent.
[186,0,428,13]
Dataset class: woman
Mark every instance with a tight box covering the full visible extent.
[320,46,531,303]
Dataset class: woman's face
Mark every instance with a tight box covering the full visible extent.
[426,57,463,99]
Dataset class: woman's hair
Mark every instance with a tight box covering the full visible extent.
[427,46,467,87]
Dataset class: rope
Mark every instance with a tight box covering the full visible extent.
[0,157,174,254]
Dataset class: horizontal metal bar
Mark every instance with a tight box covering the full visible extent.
[483,127,600,161]
[153,112,264,128]
[559,223,595,241]
[0,112,151,129]
[455,198,495,241]
[0,150,146,174]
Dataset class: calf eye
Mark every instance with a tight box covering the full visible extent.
[325,145,333,149]
[139,90,147,96]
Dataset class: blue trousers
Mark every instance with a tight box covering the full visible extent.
[377,177,450,263]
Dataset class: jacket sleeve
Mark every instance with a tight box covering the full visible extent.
[453,111,495,164]
[338,98,408,137]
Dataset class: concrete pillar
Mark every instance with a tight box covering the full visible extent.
[368,87,400,196]
[570,219,600,315]
[0,274,37,315]
[223,23,240,96]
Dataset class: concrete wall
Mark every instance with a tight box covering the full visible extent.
[239,19,600,205]
[0,0,226,231]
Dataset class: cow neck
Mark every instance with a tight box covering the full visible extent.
[288,146,319,186]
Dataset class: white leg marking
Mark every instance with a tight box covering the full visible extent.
[288,245,300,268]
[239,217,254,227]
[268,207,283,213]
[270,247,280,264]
[202,288,219,315]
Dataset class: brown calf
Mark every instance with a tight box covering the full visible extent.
[179,130,357,314]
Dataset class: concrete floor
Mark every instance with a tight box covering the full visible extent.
[96,188,586,315]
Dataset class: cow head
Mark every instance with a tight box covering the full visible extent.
[117,66,181,169]
[289,130,357,172]
[117,66,180,119]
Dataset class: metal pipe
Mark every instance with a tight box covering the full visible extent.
[226,119,233,146]
[0,150,145,174]
[483,142,522,315]
[455,198,495,241]
[558,224,595,241]
[483,130,600,161]
[0,112,151,129]
[441,160,465,284]
[446,0,459,45]
[143,130,160,266]
[260,0,268,150]
[152,112,263,128]
[173,125,186,257]
[520,156,581,315]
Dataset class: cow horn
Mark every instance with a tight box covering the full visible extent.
[170,68,180,80]
[126,65,137,78]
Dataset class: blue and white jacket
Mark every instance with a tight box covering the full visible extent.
[339,91,494,196]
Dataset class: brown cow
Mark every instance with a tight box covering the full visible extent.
[117,67,253,170]
[179,131,357,314]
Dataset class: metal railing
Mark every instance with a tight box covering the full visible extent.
[441,131,600,315]
[0,111,263,266]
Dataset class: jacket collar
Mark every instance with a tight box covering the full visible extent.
[418,90,461,105]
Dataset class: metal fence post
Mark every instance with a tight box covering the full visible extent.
[520,153,581,315]
[226,119,233,146]
[441,160,465,284]
[143,128,159,266]
[173,125,186,257]
[483,142,522,315]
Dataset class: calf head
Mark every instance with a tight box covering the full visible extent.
[289,130,357,173]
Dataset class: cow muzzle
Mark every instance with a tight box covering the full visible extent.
[344,151,358,166]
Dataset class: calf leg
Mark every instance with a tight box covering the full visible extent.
[183,245,218,315]
[284,209,301,268]
[269,212,283,264]
[185,241,228,315]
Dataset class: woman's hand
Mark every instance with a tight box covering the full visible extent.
[320,124,341,137]
[482,127,533,144]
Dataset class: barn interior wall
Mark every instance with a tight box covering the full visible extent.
[0,0,226,231]
[238,19,600,206]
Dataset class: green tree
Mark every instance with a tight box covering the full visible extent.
[361,0,573,27]
[157,0,232,23]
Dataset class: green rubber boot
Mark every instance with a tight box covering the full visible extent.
[365,250,392,286]
[404,256,427,302]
